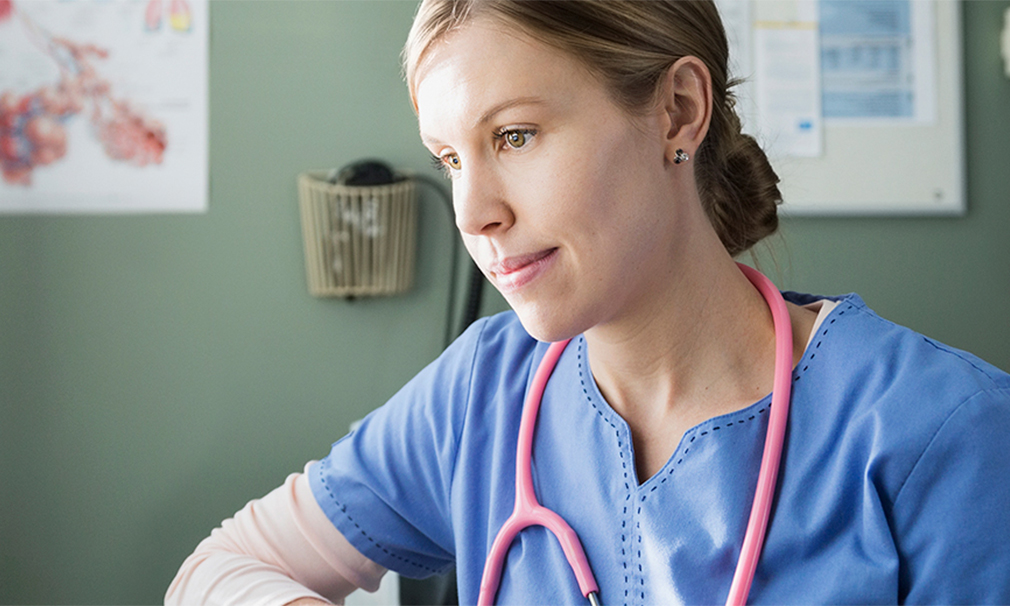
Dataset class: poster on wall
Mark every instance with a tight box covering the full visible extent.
[0,0,208,214]
[820,0,937,124]
[713,0,961,215]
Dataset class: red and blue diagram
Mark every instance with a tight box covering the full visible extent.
[0,0,192,186]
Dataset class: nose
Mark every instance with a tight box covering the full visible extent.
[453,164,515,237]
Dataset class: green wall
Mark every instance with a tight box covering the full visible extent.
[1,1,1007,603]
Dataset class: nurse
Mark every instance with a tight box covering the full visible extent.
[167,1,1010,604]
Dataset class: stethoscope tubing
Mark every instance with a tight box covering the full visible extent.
[726,263,794,605]
[477,337,595,606]
[478,263,793,605]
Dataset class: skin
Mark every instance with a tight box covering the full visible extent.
[415,18,817,482]
[286,17,818,606]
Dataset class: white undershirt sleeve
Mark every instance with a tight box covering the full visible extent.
[165,462,387,606]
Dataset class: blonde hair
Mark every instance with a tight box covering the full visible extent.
[404,0,781,257]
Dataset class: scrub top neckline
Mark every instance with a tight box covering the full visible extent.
[573,335,773,488]
[569,294,845,488]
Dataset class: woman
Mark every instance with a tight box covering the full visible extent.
[167,1,1010,604]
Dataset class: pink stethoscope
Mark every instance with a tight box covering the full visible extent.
[477,264,794,606]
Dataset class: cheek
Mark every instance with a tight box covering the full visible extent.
[547,145,656,244]
[460,234,499,284]
[562,141,676,279]
[461,233,480,262]
[515,142,621,227]
[558,123,655,207]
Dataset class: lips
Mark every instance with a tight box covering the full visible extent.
[488,248,558,293]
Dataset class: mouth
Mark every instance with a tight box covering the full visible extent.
[488,248,558,294]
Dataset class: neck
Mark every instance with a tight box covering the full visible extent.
[582,233,813,481]
[585,249,772,418]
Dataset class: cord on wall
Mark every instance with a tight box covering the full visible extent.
[409,172,484,349]
[1002,6,1010,78]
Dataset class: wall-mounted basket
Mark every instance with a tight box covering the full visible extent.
[297,171,417,297]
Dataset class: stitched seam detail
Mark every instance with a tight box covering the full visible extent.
[920,337,999,384]
[447,318,490,544]
[843,295,997,384]
[635,405,770,506]
[314,459,442,575]
[636,512,645,603]
[578,338,632,603]
[893,386,1010,505]
[790,302,850,382]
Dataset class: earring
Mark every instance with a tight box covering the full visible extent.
[674,149,690,164]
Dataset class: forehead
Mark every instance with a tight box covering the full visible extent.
[414,18,603,144]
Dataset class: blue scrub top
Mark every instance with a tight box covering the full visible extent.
[309,293,1010,605]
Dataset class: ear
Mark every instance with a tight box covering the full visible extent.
[657,56,713,166]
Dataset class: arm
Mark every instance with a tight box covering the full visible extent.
[894,387,1010,603]
[165,463,387,606]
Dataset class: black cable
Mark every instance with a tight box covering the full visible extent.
[404,173,466,606]
[458,258,484,337]
[409,172,463,350]
[413,173,483,340]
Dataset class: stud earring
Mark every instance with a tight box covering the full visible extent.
[674,149,690,164]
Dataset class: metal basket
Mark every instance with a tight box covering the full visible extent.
[297,171,417,297]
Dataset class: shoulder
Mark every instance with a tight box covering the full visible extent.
[437,310,540,387]
[795,292,1009,405]
[788,291,1010,497]
[778,293,1010,601]
[398,310,537,395]
[305,312,540,577]
[368,311,541,431]
[462,309,540,362]
[447,310,547,416]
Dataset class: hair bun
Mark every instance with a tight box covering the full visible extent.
[699,129,781,258]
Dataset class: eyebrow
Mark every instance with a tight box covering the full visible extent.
[420,96,547,148]
[474,96,546,127]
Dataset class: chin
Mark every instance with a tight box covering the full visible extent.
[511,303,586,344]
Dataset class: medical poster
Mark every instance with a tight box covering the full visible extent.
[716,0,938,156]
[713,0,961,214]
[0,0,208,213]
[820,0,937,123]
[752,0,823,158]
[717,0,824,158]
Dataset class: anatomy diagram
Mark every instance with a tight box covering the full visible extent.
[0,0,191,186]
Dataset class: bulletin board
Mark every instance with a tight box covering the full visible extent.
[723,0,965,216]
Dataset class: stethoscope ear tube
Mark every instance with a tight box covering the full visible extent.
[725,263,794,605]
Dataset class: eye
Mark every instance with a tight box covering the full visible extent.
[496,127,536,150]
[505,130,528,148]
[430,152,461,178]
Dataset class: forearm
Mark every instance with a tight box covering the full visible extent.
[166,464,386,606]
